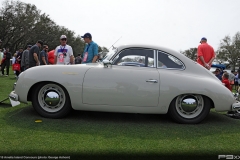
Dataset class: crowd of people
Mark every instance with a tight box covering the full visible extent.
[0,32,99,77]
[213,68,240,91]
[197,37,238,92]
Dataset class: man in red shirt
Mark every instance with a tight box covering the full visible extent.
[197,37,215,70]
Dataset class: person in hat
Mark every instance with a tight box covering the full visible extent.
[214,68,222,81]
[21,45,32,70]
[81,33,98,63]
[40,45,49,65]
[197,37,215,70]
[54,35,74,65]
[28,40,43,68]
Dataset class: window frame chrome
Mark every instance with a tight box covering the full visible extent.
[156,50,186,70]
[110,47,156,68]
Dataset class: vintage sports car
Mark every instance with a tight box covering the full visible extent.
[9,44,240,124]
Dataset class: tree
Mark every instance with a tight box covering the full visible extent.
[98,46,109,58]
[216,32,240,70]
[0,0,104,57]
[0,0,42,51]
[180,48,197,61]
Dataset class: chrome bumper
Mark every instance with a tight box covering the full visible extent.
[232,101,240,112]
[9,91,20,107]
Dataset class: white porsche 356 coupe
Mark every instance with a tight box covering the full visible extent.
[9,44,240,124]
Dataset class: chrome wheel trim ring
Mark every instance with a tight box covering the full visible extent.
[175,94,204,119]
[37,84,66,113]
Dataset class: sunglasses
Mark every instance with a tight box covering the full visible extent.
[61,39,67,41]
[45,48,49,49]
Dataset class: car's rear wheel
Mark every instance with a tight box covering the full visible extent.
[32,83,72,118]
[168,94,211,124]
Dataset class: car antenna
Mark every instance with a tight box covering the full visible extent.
[108,36,122,50]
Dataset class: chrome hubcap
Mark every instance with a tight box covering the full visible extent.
[38,84,65,113]
[176,95,204,119]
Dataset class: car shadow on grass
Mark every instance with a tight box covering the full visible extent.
[0,102,12,108]
[4,105,240,140]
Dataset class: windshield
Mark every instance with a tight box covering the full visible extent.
[102,47,118,61]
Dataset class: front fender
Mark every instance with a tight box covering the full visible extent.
[14,65,95,105]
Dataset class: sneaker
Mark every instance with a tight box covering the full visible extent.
[5,75,8,77]
[1,74,4,76]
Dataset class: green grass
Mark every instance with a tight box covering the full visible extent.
[0,69,240,160]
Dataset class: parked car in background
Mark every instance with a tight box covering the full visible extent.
[9,44,240,124]
[210,64,226,73]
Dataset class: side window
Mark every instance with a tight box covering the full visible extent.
[113,48,154,68]
[158,51,184,69]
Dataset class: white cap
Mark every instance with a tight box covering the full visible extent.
[60,35,67,39]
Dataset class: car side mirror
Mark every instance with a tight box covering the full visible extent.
[102,60,113,68]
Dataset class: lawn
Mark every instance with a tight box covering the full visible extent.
[0,69,240,160]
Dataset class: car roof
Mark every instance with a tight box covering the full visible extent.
[116,44,179,54]
[112,44,199,70]
[114,44,189,61]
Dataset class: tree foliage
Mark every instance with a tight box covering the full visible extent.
[0,0,106,57]
[216,32,240,69]
[180,48,197,61]
[180,32,240,69]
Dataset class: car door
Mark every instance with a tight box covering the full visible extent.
[82,48,160,107]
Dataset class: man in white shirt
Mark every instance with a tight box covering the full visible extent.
[54,35,74,65]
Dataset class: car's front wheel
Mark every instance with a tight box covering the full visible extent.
[32,83,72,118]
[168,94,211,124]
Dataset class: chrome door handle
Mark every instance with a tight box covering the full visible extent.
[146,79,158,83]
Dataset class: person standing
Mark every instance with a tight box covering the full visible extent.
[54,35,74,65]
[229,70,235,91]
[16,47,24,77]
[197,37,215,70]
[40,45,49,65]
[28,40,43,68]
[12,53,17,77]
[0,48,3,71]
[21,45,32,70]
[81,33,98,63]
[234,71,239,90]
[1,48,11,76]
